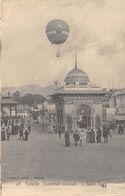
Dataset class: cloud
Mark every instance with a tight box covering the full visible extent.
[2,0,125,88]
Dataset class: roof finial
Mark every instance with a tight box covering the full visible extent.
[75,47,77,69]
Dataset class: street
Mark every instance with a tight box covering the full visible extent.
[2,128,125,183]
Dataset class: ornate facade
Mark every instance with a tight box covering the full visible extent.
[51,63,110,132]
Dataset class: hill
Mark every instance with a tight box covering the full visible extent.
[1,84,54,97]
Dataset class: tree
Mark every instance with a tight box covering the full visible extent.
[11,90,21,102]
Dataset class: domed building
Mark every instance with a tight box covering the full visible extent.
[51,58,110,132]
[65,67,90,85]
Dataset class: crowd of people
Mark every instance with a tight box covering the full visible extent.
[1,118,32,142]
[64,124,125,147]
[1,116,125,148]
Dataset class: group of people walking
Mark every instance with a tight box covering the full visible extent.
[64,125,114,147]
[1,118,32,142]
[19,120,31,141]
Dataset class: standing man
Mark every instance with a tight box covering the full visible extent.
[27,120,31,134]
[19,124,24,140]
[6,126,11,140]
[96,128,102,143]
[64,131,70,147]
[11,120,14,135]
[103,125,108,143]
[58,129,62,138]
[118,125,122,134]
[90,128,95,143]
[73,131,80,146]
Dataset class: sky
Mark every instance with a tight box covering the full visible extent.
[2,0,125,88]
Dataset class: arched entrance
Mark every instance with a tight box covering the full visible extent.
[76,104,91,128]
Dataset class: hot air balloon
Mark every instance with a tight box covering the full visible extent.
[46,19,69,57]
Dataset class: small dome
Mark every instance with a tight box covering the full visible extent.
[65,68,90,85]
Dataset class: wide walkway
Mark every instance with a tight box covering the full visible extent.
[2,128,125,183]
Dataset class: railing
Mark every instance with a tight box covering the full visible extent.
[64,85,102,91]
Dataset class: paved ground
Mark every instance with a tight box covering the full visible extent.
[2,127,125,183]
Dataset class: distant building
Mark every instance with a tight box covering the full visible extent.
[31,98,56,132]
[51,60,110,132]
[1,96,18,118]
[17,104,31,117]
[109,89,125,125]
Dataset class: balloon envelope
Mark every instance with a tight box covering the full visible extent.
[46,19,69,45]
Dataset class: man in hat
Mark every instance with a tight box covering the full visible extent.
[73,131,80,146]
[64,131,70,147]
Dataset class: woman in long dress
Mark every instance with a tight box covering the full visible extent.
[79,129,86,146]
[64,131,70,147]
[96,128,101,143]
[90,128,95,143]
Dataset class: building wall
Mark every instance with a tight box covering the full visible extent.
[93,103,102,128]
[64,104,73,130]
[63,100,103,130]
[107,92,125,122]
[55,102,65,133]
[116,94,125,107]
[53,93,108,131]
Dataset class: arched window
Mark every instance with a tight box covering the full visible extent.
[76,104,91,128]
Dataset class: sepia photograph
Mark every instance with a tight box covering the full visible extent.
[1,0,125,195]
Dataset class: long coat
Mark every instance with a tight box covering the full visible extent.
[65,132,70,147]
[96,129,101,143]
[103,127,108,138]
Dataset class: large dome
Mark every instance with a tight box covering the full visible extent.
[65,68,90,85]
